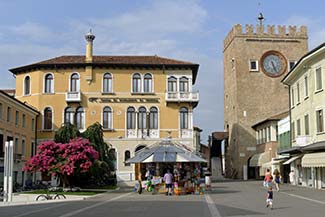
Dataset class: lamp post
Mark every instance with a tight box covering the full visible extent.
[3,141,14,202]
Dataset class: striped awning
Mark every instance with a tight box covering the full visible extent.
[262,158,286,168]
[283,155,303,165]
[302,152,325,167]
[249,152,271,167]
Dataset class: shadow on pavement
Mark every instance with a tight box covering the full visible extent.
[216,204,264,216]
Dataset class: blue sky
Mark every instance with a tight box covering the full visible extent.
[0,0,324,142]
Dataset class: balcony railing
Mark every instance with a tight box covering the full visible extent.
[127,129,160,139]
[66,91,81,102]
[295,135,312,146]
[165,91,199,103]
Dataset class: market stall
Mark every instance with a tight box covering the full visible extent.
[126,140,207,195]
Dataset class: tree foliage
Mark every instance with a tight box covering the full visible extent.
[54,123,80,144]
[23,138,98,187]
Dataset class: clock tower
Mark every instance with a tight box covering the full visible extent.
[223,23,308,179]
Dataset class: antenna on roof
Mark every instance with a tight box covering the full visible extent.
[257,2,265,25]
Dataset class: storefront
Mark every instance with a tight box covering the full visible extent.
[126,140,207,195]
[301,152,325,189]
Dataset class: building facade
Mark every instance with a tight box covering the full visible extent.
[0,90,39,186]
[9,32,200,181]
[250,112,288,179]
[282,43,325,189]
[223,24,308,178]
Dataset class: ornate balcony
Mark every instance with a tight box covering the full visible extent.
[126,129,160,139]
[295,135,312,146]
[180,129,193,138]
[65,92,81,102]
[165,91,199,103]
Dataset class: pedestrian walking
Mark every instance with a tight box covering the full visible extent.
[289,170,296,185]
[163,169,173,196]
[273,169,281,191]
[137,172,143,194]
[264,169,272,188]
[266,186,273,210]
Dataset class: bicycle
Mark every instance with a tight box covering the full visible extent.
[36,190,66,201]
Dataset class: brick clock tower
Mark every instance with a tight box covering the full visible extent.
[223,23,308,179]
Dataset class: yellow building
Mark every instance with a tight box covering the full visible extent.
[9,31,200,181]
[0,90,39,185]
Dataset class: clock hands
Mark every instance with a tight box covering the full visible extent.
[271,61,277,72]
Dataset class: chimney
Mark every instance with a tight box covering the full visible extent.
[85,29,95,63]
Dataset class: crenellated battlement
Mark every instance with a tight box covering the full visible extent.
[223,24,308,50]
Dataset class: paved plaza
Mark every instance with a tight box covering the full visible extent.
[0,181,325,217]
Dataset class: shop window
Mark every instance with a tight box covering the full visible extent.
[124,150,131,166]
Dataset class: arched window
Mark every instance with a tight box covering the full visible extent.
[44,107,52,130]
[143,73,152,93]
[70,73,80,92]
[149,107,158,129]
[103,106,112,129]
[138,107,147,129]
[127,107,136,129]
[64,107,74,124]
[179,76,189,92]
[124,150,131,166]
[75,106,84,129]
[44,74,53,93]
[180,107,189,129]
[24,76,31,95]
[132,73,141,93]
[168,76,177,92]
[103,73,112,93]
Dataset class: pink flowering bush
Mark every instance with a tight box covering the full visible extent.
[24,138,98,187]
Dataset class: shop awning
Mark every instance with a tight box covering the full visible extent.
[125,140,207,163]
[262,159,286,168]
[283,155,303,165]
[302,152,325,167]
[249,152,270,167]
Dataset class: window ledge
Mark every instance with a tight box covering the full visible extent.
[304,96,309,100]
[316,131,325,135]
[41,129,53,132]
[101,92,115,95]
[103,128,114,132]
[296,102,301,106]
[315,89,323,94]
[131,92,155,96]
[43,92,55,95]
[249,70,259,72]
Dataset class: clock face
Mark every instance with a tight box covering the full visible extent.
[261,51,287,77]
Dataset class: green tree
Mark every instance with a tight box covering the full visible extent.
[54,123,80,143]
[82,123,116,185]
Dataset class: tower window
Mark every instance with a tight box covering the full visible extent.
[249,60,259,71]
